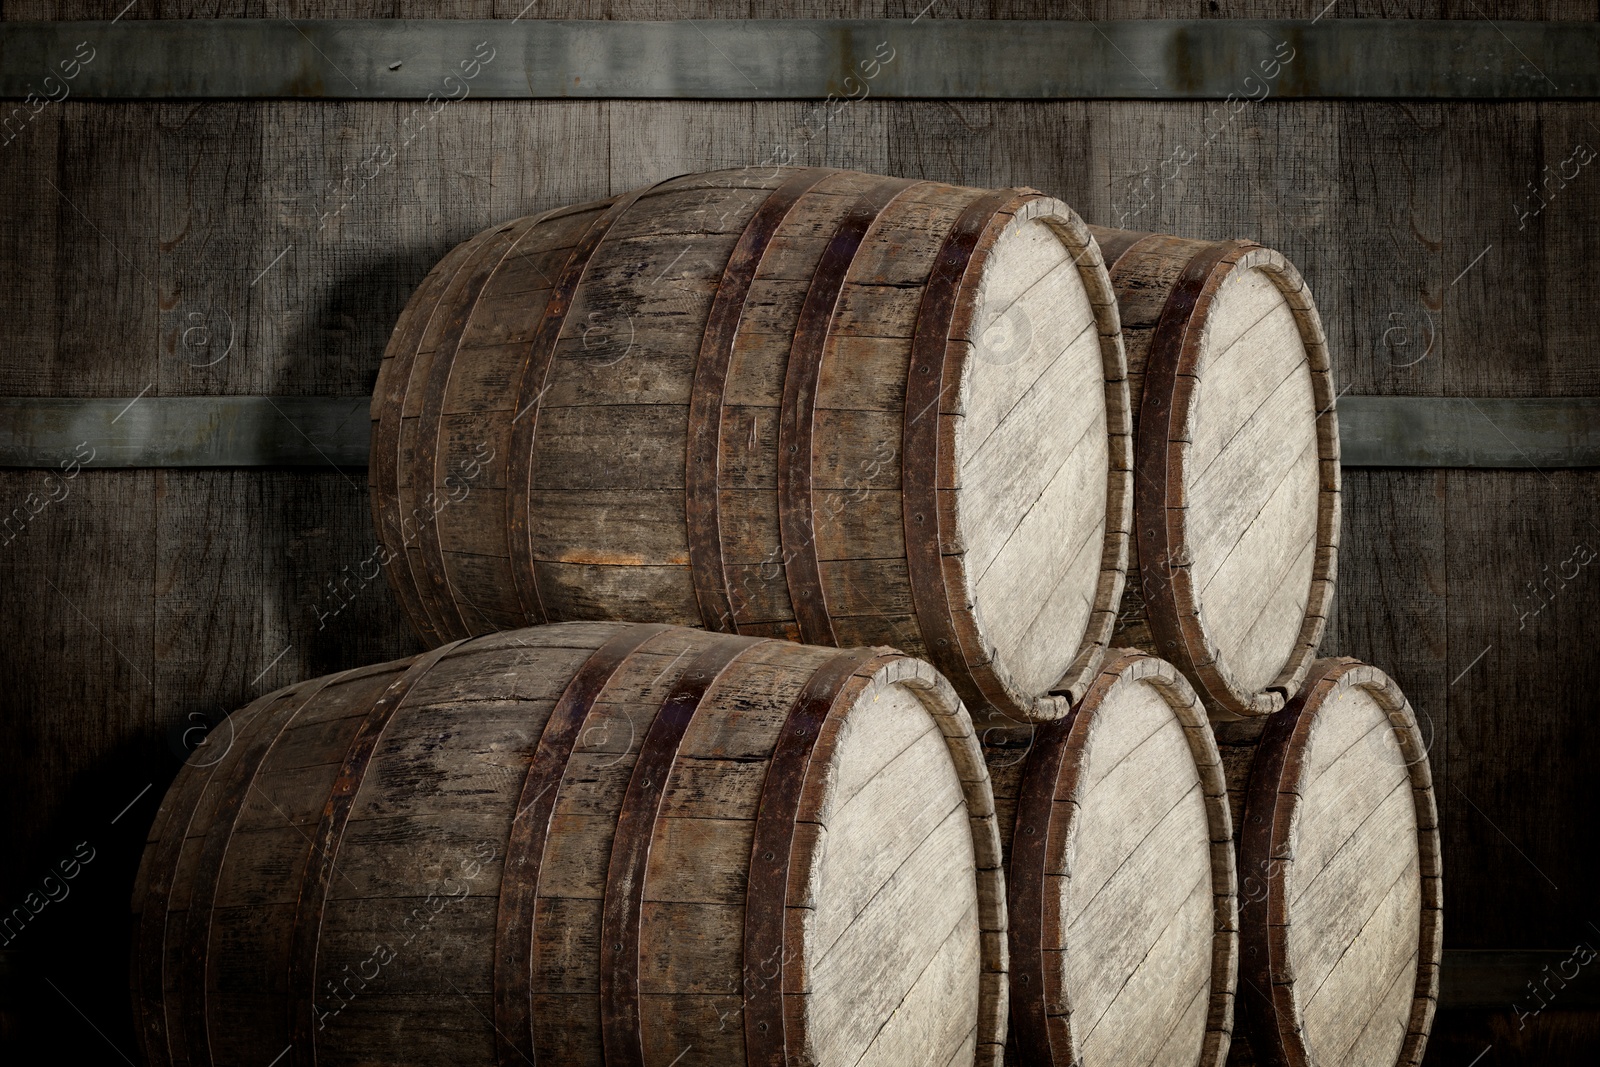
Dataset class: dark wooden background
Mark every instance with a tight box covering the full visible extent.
[1,2,1596,1063]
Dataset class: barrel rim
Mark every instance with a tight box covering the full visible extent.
[938,192,1132,722]
[1132,238,1339,720]
[776,651,1009,1067]
[1006,647,1237,1067]
[1237,656,1442,1067]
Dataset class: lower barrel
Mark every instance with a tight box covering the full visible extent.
[1215,659,1441,1067]
[986,649,1238,1066]
[131,622,1007,1067]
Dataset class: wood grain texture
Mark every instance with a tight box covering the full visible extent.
[0,45,1596,1067]
[1328,103,1444,399]
[128,621,1007,1067]
[1435,470,1600,949]
[960,201,1119,703]
[988,649,1236,1067]
[370,166,1130,722]
[8,2,1600,22]
[1224,658,1441,1067]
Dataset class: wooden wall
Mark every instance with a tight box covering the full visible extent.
[2,3,1597,1062]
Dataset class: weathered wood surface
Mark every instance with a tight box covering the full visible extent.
[0,27,1596,1065]
[8,3,1600,22]
[11,17,1600,102]
[1214,658,1441,1067]
[986,649,1236,1067]
[129,621,1007,1067]
[1089,226,1337,721]
[371,166,1131,723]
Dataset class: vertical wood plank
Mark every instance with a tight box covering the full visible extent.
[260,469,419,684]
[256,99,418,398]
[152,471,265,741]
[1527,101,1600,395]
[0,92,62,396]
[157,102,266,397]
[44,101,159,395]
[0,468,159,1062]
[1440,469,1600,947]
[884,100,1097,214]
[1328,469,1448,799]
[1332,102,1444,397]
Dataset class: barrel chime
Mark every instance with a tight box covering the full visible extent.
[133,168,1439,1067]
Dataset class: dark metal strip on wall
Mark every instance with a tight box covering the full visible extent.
[1336,396,1600,469]
[1440,949,1600,1010]
[3,396,1598,470]
[0,396,371,468]
[4,19,1600,101]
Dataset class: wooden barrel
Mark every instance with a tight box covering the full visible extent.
[1087,227,1338,719]
[985,649,1237,1066]
[372,167,1132,722]
[1213,658,1441,1067]
[130,622,1007,1067]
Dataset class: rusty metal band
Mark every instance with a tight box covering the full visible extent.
[412,217,545,641]
[1005,710,1077,1067]
[287,638,466,1066]
[412,212,550,639]
[491,622,670,1067]
[505,182,665,628]
[176,669,353,1067]
[598,634,758,1067]
[778,177,920,647]
[1134,239,1252,687]
[686,167,836,635]
[133,686,285,1067]
[901,188,1020,709]
[1236,662,1340,1067]
[1092,227,1159,271]
[372,232,493,647]
[743,649,884,1067]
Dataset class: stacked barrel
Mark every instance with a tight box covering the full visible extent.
[132,168,1439,1067]
[368,169,1131,721]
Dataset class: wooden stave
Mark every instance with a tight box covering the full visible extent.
[370,167,1131,724]
[985,648,1239,1067]
[128,621,1008,1067]
[1217,657,1442,1067]
[370,223,508,650]
[1089,226,1339,721]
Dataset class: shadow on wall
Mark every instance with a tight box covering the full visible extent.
[261,239,446,680]
[0,730,167,1060]
[0,230,489,1060]
[1424,1008,1600,1067]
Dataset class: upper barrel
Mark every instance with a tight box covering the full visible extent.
[1089,227,1339,719]
[372,168,1131,722]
